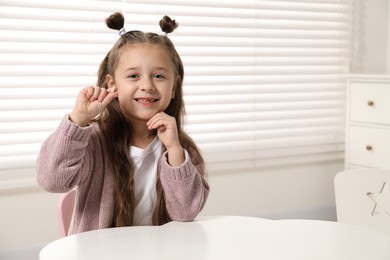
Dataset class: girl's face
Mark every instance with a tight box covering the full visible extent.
[107,44,176,124]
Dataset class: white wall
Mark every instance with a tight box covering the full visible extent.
[387,1,390,73]
[0,185,60,252]
[202,161,343,220]
[0,160,343,254]
[356,0,389,73]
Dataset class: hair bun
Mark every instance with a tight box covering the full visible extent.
[106,12,125,31]
[159,15,178,34]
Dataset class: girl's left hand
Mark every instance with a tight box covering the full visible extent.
[147,112,184,166]
[146,112,181,149]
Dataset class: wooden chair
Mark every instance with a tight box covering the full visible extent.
[334,169,390,237]
[57,189,76,237]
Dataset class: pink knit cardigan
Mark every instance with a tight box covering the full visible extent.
[36,116,209,234]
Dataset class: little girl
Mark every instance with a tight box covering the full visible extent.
[36,12,209,235]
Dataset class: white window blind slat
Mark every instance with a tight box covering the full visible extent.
[0,99,74,111]
[0,133,51,145]
[0,143,41,156]
[199,135,344,154]
[183,57,347,66]
[0,0,351,181]
[1,15,350,30]
[0,77,95,89]
[186,115,342,127]
[1,88,80,99]
[0,42,110,54]
[0,65,348,77]
[185,94,344,106]
[1,55,346,67]
[189,126,344,141]
[0,121,59,134]
[0,97,343,112]
[0,155,37,169]
[184,75,346,86]
[175,46,349,57]
[184,83,344,94]
[188,106,344,118]
[0,110,69,122]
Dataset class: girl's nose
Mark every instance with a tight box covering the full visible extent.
[140,78,155,92]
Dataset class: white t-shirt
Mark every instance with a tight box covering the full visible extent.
[131,137,161,226]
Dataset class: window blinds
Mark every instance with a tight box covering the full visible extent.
[0,0,351,184]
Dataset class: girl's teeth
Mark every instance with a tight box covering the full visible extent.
[138,99,155,103]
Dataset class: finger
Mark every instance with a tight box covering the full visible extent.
[148,116,173,130]
[147,118,163,130]
[85,86,95,100]
[157,125,167,132]
[101,87,118,108]
[97,88,107,102]
[146,113,164,128]
[89,87,101,101]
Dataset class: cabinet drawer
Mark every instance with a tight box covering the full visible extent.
[348,126,390,168]
[349,82,390,125]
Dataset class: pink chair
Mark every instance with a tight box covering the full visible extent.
[57,189,76,237]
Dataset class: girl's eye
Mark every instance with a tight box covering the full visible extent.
[128,74,139,79]
[153,74,165,79]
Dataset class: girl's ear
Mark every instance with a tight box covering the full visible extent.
[106,74,115,88]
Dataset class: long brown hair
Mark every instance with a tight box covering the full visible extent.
[96,12,205,226]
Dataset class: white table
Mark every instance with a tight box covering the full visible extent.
[40,216,390,260]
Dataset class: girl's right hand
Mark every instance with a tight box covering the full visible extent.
[69,86,118,127]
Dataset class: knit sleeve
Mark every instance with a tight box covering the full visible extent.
[36,115,94,193]
[159,149,210,221]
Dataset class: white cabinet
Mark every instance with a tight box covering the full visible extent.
[345,75,390,169]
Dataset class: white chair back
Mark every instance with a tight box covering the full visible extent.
[334,169,390,237]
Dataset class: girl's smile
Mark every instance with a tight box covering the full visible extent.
[135,97,159,105]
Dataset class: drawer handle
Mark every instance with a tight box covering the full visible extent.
[366,145,373,151]
[367,100,375,106]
